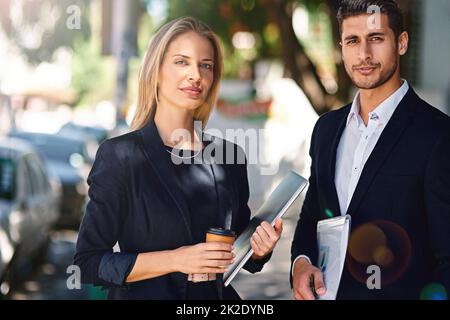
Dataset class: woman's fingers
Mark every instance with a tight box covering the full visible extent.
[202,242,233,252]
[204,250,234,260]
[250,236,264,256]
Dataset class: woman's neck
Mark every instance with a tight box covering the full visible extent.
[154,104,202,150]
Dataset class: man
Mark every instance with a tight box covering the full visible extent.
[291,0,450,300]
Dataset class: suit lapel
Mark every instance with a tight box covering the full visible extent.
[346,88,417,216]
[327,109,349,217]
[138,120,193,242]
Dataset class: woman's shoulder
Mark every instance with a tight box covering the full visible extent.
[97,130,143,164]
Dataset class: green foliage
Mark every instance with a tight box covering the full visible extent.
[71,37,107,107]
[166,0,279,78]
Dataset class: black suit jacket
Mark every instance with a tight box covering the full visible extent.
[74,120,269,300]
[291,88,450,299]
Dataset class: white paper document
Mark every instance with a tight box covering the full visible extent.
[316,214,351,300]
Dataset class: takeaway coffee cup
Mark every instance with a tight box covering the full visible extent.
[206,228,236,245]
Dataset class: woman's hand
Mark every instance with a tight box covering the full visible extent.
[171,242,235,274]
[250,219,283,260]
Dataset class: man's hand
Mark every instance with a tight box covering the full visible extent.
[292,257,326,300]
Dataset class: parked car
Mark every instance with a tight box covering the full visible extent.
[58,122,108,144]
[0,138,59,295]
[7,131,92,229]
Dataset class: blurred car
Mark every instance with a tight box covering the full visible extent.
[58,122,108,144]
[0,138,59,295]
[8,131,92,229]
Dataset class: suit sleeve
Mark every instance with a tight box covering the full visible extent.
[424,124,450,292]
[290,117,323,285]
[73,140,138,289]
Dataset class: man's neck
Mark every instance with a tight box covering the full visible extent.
[359,77,403,125]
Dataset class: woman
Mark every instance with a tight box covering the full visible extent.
[74,17,283,300]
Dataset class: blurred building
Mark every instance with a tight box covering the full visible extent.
[411,0,450,114]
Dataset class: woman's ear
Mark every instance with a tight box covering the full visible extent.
[398,31,409,56]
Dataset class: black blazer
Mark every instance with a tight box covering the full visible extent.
[291,88,450,299]
[74,120,269,300]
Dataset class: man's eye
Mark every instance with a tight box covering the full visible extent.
[346,40,357,45]
[370,37,383,42]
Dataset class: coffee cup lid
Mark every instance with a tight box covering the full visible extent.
[207,228,236,237]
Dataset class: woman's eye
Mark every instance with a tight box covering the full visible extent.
[175,60,187,65]
[201,63,213,70]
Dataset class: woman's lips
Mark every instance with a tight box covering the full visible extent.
[180,87,202,97]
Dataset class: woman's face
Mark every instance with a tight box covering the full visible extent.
[158,31,215,113]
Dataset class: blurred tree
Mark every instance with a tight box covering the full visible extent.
[166,0,352,113]
[0,0,91,64]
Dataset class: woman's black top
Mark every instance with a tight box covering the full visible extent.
[166,144,219,300]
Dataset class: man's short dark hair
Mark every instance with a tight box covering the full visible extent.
[337,0,405,39]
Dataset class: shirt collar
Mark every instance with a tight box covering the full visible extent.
[346,80,410,127]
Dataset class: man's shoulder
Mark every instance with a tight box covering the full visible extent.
[413,93,450,136]
[314,104,351,132]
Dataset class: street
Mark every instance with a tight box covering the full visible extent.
[10,111,310,300]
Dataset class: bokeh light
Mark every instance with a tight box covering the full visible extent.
[420,283,448,300]
[346,220,412,286]
[324,209,334,218]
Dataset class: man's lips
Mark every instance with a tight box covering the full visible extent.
[354,66,378,75]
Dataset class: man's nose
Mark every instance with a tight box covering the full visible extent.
[358,40,373,61]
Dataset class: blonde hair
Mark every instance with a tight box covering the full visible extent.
[131,17,223,130]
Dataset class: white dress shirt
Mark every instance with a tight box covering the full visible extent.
[293,80,409,270]
[335,80,409,215]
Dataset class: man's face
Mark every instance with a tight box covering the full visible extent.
[341,14,408,90]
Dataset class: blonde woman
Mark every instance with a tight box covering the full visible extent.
[74,17,283,300]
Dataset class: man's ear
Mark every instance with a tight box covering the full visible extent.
[398,31,409,56]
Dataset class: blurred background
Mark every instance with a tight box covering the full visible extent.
[0,0,449,300]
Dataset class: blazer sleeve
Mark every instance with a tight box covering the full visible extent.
[73,140,138,289]
[232,145,272,274]
[290,117,322,285]
[424,124,450,293]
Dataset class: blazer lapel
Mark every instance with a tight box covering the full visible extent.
[203,134,237,230]
[138,120,193,242]
[346,88,417,217]
[326,107,349,218]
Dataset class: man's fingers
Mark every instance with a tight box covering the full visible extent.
[313,271,327,296]
[294,275,314,300]
[299,278,316,300]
